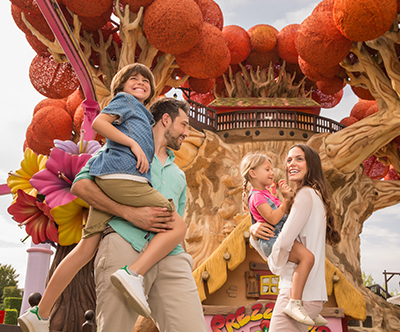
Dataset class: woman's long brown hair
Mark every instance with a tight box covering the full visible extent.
[287,144,341,245]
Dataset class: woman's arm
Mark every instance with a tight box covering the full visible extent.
[268,188,313,274]
[250,221,275,240]
[92,113,149,173]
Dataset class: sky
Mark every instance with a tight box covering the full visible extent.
[0,0,399,293]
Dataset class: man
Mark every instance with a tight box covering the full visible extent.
[71,97,208,332]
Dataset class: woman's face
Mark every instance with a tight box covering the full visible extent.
[286,147,307,187]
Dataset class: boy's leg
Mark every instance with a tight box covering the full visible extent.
[94,232,141,332]
[146,253,208,332]
[38,234,101,318]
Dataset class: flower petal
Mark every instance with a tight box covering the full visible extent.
[51,199,88,246]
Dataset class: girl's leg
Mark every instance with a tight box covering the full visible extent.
[128,211,186,275]
[37,234,101,318]
[283,240,315,325]
[288,240,314,300]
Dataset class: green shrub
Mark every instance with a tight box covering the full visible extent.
[4,297,22,315]
[3,309,18,325]
[2,286,21,300]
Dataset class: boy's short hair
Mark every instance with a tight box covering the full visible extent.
[110,63,156,105]
[150,98,190,123]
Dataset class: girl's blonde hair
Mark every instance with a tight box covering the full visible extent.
[110,63,156,105]
[240,152,272,210]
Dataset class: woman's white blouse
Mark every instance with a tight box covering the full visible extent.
[267,187,328,301]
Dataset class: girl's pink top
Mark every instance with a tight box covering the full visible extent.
[248,189,281,223]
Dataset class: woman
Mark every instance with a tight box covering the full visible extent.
[251,144,340,331]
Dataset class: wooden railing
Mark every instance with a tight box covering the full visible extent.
[188,100,345,134]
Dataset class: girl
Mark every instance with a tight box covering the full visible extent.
[240,152,319,326]
[251,145,341,331]
[19,63,187,332]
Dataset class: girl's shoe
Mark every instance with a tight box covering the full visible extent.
[283,299,314,325]
[314,314,328,326]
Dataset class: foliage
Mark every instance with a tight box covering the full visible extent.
[362,271,375,287]
[3,309,18,325]
[4,298,22,316]
[2,286,21,300]
[0,265,19,305]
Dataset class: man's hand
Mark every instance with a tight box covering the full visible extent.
[250,221,275,240]
[71,179,174,232]
[119,206,174,232]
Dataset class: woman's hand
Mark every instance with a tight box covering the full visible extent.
[250,222,275,240]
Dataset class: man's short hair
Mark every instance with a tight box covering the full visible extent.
[150,98,190,123]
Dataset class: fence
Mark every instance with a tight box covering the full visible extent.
[188,100,345,134]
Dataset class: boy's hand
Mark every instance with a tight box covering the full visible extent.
[278,179,293,199]
[131,143,149,173]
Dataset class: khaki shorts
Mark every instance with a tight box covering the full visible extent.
[82,178,175,239]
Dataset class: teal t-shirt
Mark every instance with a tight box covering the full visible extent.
[73,148,186,256]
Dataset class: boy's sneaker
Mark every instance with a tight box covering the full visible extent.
[110,266,151,317]
[284,300,314,326]
[18,306,49,332]
[314,314,328,326]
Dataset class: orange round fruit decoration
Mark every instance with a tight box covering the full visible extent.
[119,0,155,13]
[316,76,345,95]
[66,89,84,120]
[333,0,396,42]
[11,4,54,41]
[29,55,80,99]
[248,24,277,53]
[73,105,84,134]
[312,0,334,14]
[349,99,376,120]
[10,0,41,14]
[340,116,358,127]
[363,155,389,180]
[26,35,50,56]
[143,0,203,55]
[276,24,299,64]
[311,88,343,109]
[364,103,379,118]
[351,85,375,100]
[79,6,113,32]
[193,0,224,30]
[246,49,280,69]
[33,98,67,116]
[26,106,73,155]
[296,10,352,68]
[188,77,215,94]
[61,0,113,17]
[222,25,251,65]
[175,23,231,79]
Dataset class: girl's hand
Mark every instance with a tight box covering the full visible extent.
[131,143,149,173]
[278,179,293,199]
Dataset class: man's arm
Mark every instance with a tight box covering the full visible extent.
[71,178,174,232]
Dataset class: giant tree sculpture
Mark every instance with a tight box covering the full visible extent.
[5,0,400,331]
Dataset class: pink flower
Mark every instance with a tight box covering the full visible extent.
[8,189,58,244]
[30,148,92,208]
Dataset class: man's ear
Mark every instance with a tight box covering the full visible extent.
[162,113,171,127]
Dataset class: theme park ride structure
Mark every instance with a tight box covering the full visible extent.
[4,0,400,331]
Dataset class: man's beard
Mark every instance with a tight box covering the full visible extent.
[165,129,182,150]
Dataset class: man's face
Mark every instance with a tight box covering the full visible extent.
[165,109,189,150]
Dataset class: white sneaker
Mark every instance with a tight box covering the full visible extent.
[284,300,314,326]
[18,306,49,332]
[314,314,328,326]
[110,266,151,317]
